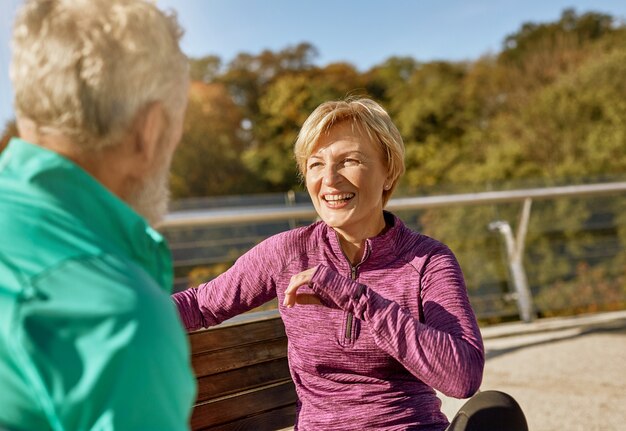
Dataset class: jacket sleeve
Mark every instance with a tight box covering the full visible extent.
[309,248,485,399]
[172,238,280,331]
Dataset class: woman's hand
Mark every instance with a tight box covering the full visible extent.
[283,267,323,308]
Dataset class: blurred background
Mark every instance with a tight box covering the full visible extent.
[1,0,625,322]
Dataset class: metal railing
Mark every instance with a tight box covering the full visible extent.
[161,182,626,228]
[160,182,626,322]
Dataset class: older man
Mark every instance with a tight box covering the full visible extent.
[0,0,195,429]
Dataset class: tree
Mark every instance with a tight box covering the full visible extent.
[243,62,364,190]
[220,42,318,121]
[170,81,264,198]
[501,9,614,64]
[493,48,626,181]
[498,8,617,101]
[386,61,470,189]
[189,55,222,83]
[363,56,420,102]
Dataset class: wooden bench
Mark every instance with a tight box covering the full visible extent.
[188,310,297,430]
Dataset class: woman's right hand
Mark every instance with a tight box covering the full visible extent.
[283,267,323,308]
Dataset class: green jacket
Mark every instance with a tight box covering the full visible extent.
[0,138,196,431]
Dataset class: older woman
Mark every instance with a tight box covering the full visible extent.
[173,98,527,431]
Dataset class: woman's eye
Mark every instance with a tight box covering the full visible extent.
[344,158,360,166]
[308,162,322,170]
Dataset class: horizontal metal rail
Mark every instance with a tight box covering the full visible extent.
[159,182,626,229]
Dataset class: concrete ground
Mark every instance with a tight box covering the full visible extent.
[440,310,626,431]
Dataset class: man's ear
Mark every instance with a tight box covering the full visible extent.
[132,102,166,166]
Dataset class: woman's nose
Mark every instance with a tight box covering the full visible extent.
[322,165,340,186]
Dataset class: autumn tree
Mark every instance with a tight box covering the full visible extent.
[363,56,420,102]
[220,42,318,122]
[385,61,470,189]
[170,81,263,197]
[189,55,222,83]
[498,8,618,105]
[243,62,364,190]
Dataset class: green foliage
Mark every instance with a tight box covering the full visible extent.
[219,42,318,120]
[534,262,626,317]
[363,56,420,100]
[189,55,222,83]
[245,63,364,189]
[501,9,614,65]
[187,262,233,287]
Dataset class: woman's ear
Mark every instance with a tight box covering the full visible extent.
[384,175,395,191]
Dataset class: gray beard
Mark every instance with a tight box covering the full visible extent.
[128,157,171,226]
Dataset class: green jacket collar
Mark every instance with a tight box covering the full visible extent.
[2,138,173,292]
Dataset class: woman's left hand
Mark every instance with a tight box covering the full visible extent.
[283,267,323,308]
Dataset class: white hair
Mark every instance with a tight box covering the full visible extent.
[10,0,189,151]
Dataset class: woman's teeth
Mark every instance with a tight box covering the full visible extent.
[323,193,354,203]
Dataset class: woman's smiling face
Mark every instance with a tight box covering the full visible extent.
[305,120,391,241]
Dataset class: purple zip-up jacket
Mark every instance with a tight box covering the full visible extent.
[173,212,484,430]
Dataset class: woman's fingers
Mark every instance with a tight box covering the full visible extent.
[283,267,318,308]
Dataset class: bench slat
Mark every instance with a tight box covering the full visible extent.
[192,337,287,376]
[198,404,297,431]
[191,380,297,430]
[195,358,291,402]
[190,314,285,354]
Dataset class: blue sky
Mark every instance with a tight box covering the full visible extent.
[2,0,626,127]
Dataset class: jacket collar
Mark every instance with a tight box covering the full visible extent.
[323,211,406,269]
[3,138,173,291]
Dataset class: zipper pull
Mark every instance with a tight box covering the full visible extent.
[345,265,358,343]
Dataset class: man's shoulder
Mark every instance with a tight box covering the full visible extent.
[0,252,162,324]
[0,186,116,281]
[0,223,102,286]
[0,184,171,326]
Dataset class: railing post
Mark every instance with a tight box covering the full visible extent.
[285,190,296,229]
[489,198,536,322]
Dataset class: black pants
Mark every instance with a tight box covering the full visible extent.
[446,390,528,431]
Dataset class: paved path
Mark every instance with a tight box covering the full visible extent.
[440,310,626,431]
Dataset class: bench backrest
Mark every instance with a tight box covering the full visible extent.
[188,310,297,430]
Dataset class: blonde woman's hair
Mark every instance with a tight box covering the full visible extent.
[294,98,405,206]
[10,0,189,151]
